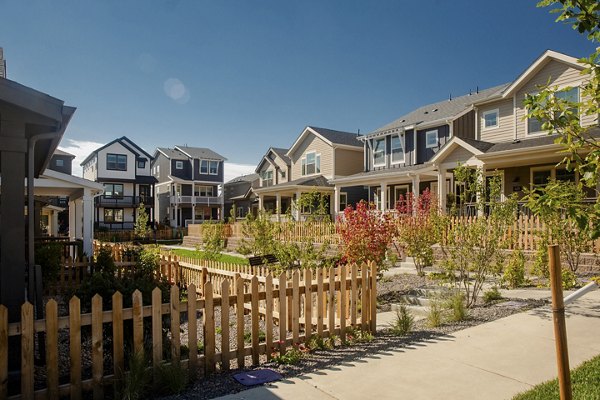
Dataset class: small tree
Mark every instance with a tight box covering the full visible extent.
[337,200,396,267]
[236,210,278,257]
[134,203,151,239]
[435,166,517,307]
[295,190,331,221]
[395,189,439,276]
[198,223,226,261]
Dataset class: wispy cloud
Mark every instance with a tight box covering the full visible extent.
[58,139,104,177]
[60,139,256,182]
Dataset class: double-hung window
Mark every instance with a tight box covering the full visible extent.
[198,186,213,197]
[373,138,385,166]
[425,130,438,148]
[482,109,499,130]
[104,183,124,198]
[391,135,405,164]
[528,87,579,135]
[262,170,273,186]
[301,152,321,175]
[107,154,127,171]
[200,160,219,175]
[104,209,124,223]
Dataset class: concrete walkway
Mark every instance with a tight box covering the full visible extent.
[213,288,600,400]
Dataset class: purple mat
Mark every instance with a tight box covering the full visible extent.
[233,369,283,386]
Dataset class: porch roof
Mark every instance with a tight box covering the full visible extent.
[254,175,333,195]
[330,163,435,185]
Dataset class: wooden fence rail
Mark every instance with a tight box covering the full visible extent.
[0,262,376,400]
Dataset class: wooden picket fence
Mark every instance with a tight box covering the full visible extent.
[93,227,187,242]
[0,262,377,400]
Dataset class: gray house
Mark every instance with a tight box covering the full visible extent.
[152,146,227,227]
[223,173,260,220]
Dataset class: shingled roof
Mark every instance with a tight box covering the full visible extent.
[308,126,363,147]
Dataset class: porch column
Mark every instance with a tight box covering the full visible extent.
[275,193,281,222]
[51,210,59,236]
[438,168,447,212]
[69,199,77,240]
[334,186,340,215]
[478,167,485,217]
[380,182,387,211]
[258,194,264,212]
[192,205,195,225]
[411,174,420,214]
[82,189,94,257]
[295,190,302,220]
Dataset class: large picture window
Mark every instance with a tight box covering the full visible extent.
[107,154,127,171]
[301,152,321,175]
[200,160,219,175]
[104,183,124,198]
[391,135,404,163]
[104,208,124,223]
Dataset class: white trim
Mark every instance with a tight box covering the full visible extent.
[525,85,581,137]
[425,129,439,149]
[482,108,500,130]
[430,136,484,164]
[301,151,321,176]
[485,170,505,201]
[502,50,584,98]
[175,160,184,170]
[339,192,348,211]
[393,184,410,206]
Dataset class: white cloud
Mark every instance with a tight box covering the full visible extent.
[224,162,256,183]
[58,139,105,177]
[164,78,190,104]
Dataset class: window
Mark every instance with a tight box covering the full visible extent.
[200,160,219,175]
[107,154,127,171]
[198,186,214,197]
[482,109,499,129]
[301,152,321,175]
[339,193,348,211]
[175,161,184,170]
[391,135,405,163]
[556,168,576,182]
[373,138,385,166]
[532,168,552,188]
[104,183,124,198]
[261,170,273,186]
[209,160,219,175]
[137,160,146,168]
[104,209,124,223]
[281,170,286,178]
[55,159,64,167]
[425,130,438,148]
[555,87,579,117]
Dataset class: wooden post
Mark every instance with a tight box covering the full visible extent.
[220,281,230,371]
[188,284,199,378]
[266,274,274,360]
[548,245,572,400]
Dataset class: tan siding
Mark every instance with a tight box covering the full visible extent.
[516,59,588,138]
[290,134,334,179]
[334,148,363,177]
[273,156,289,183]
[479,98,515,143]
[442,146,475,165]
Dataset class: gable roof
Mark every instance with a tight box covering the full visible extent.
[501,50,584,98]
[54,148,76,158]
[226,173,260,185]
[80,136,153,166]
[255,147,291,173]
[286,126,363,156]
[430,136,494,164]
[369,83,509,137]
[174,146,227,161]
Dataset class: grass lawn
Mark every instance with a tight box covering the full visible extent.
[168,248,249,265]
[512,354,600,400]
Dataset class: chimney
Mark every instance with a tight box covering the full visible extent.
[0,47,5,78]
[0,47,6,78]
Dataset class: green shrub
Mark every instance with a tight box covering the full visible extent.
[389,305,414,336]
[501,250,527,289]
[119,352,149,400]
[244,330,266,344]
[345,328,374,344]
[483,287,503,304]
[271,347,304,365]
[561,268,578,289]
[35,242,64,284]
[447,292,468,322]
[154,362,188,395]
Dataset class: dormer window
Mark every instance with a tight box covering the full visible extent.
[373,138,385,166]
[175,161,184,170]
[301,152,321,176]
[391,135,405,164]
[425,130,438,149]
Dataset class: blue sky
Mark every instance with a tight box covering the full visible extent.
[0,0,596,179]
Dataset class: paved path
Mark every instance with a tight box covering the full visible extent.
[213,288,600,400]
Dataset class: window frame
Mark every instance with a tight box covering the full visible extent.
[261,170,274,187]
[104,183,124,198]
[482,109,499,130]
[137,160,146,169]
[339,192,348,212]
[301,151,321,176]
[55,159,64,167]
[527,85,581,136]
[106,153,127,171]
[175,160,184,170]
[209,160,219,175]
[372,138,386,167]
[104,208,124,223]
[390,134,405,164]
[425,130,439,149]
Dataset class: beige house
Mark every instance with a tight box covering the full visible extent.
[332,50,598,214]
[254,126,365,220]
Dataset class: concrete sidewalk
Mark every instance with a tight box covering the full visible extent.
[213,288,600,400]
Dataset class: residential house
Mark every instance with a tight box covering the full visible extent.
[39,149,77,235]
[223,173,260,220]
[332,50,598,214]
[81,136,157,230]
[254,126,366,220]
[152,146,226,227]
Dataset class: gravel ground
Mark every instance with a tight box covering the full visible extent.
[157,274,548,400]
